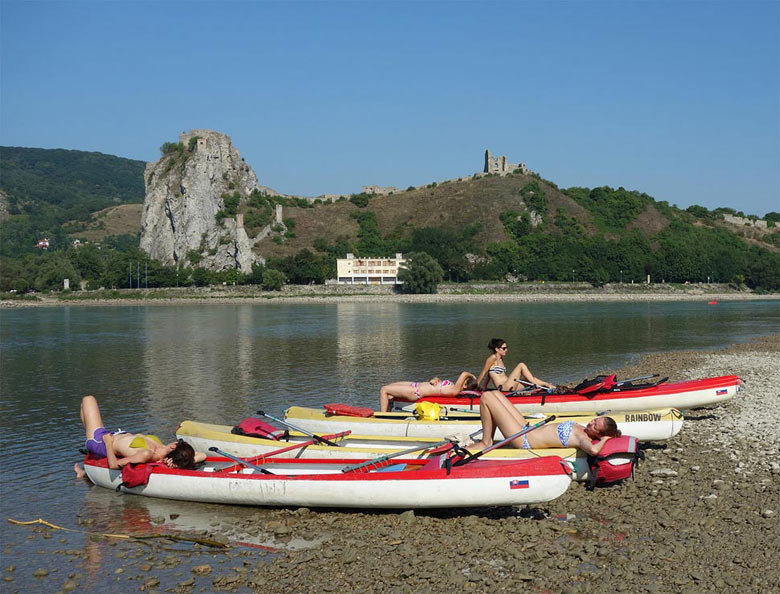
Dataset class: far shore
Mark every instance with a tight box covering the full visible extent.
[2,282,779,309]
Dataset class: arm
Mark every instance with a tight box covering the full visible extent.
[476,356,494,390]
[194,451,207,464]
[453,371,476,392]
[569,429,612,456]
[428,377,441,386]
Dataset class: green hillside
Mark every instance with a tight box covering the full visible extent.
[0,146,146,256]
[0,146,778,293]
[256,173,780,288]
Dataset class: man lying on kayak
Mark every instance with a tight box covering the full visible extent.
[74,395,205,478]
[468,390,621,456]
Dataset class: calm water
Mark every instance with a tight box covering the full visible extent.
[1,300,778,590]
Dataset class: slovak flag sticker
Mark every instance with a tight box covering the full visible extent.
[716,389,727,395]
[510,479,530,489]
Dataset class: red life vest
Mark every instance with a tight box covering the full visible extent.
[574,374,617,396]
[586,435,644,490]
[232,418,288,440]
[118,462,167,490]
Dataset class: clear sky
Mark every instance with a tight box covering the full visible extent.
[2,0,778,216]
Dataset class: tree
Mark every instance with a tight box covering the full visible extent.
[262,269,286,291]
[397,252,443,294]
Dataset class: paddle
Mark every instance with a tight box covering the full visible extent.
[615,374,658,387]
[341,429,484,474]
[208,446,275,475]
[452,415,556,467]
[257,410,343,448]
[214,430,352,473]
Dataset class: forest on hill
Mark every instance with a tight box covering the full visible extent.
[1,146,779,294]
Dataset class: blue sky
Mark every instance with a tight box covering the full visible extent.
[2,0,778,216]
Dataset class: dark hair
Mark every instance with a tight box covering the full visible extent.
[488,338,506,352]
[600,417,622,438]
[164,439,198,470]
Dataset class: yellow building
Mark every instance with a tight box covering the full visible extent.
[336,253,405,285]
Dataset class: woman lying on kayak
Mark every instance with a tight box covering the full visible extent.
[468,390,621,456]
[75,395,205,477]
[379,372,478,412]
[476,338,555,391]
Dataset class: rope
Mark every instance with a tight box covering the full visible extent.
[7,517,229,548]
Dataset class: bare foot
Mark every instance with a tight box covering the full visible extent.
[74,463,86,479]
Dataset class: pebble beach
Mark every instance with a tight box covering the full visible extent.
[5,332,778,593]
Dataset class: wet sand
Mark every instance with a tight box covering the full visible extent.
[5,335,779,593]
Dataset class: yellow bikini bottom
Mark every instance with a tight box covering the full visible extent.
[128,434,163,449]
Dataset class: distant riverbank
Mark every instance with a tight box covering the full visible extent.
[1,282,778,308]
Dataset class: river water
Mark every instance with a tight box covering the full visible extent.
[1,299,778,590]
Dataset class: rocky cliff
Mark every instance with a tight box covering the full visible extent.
[140,130,266,272]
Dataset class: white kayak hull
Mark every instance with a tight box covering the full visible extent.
[83,456,573,509]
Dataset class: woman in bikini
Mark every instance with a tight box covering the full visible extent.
[468,390,620,455]
[379,372,478,412]
[75,395,205,477]
[476,338,555,392]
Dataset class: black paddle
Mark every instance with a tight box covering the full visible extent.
[452,415,556,467]
[208,446,275,475]
[256,410,343,448]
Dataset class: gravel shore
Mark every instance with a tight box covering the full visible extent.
[7,335,779,593]
[2,284,778,309]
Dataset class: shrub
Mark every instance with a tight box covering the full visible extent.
[262,269,286,291]
[397,252,444,294]
[187,136,201,152]
[350,193,370,208]
[160,142,184,155]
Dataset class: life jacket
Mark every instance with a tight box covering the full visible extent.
[323,403,375,418]
[586,435,644,490]
[117,462,167,490]
[573,374,617,396]
[231,418,288,441]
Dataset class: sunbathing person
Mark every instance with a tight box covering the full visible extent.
[75,395,205,477]
[468,390,620,456]
[476,338,555,391]
[379,372,478,412]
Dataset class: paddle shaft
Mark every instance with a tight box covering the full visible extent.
[342,429,484,474]
[215,431,351,473]
[615,374,658,386]
[208,447,275,474]
[452,415,556,467]
[257,410,342,448]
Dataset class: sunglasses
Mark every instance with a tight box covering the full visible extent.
[498,346,508,350]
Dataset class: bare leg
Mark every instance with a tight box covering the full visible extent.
[469,391,528,450]
[73,463,86,479]
[379,382,418,412]
[507,362,554,389]
[80,395,105,440]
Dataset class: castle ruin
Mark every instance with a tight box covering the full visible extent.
[484,149,527,175]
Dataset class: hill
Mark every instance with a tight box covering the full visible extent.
[0,146,145,255]
[257,172,778,258]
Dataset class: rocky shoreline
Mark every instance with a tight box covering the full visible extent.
[2,283,778,309]
[6,335,779,593]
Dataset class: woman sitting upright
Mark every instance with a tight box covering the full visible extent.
[476,338,555,391]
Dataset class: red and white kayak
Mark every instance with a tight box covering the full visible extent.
[82,454,573,509]
[408,375,742,414]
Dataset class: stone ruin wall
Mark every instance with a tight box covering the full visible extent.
[483,149,528,176]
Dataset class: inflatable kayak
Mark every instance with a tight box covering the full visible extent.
[282,406,683,441]
[176,419,600,481]
[82,453,573,509]
[408,375,741,413]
